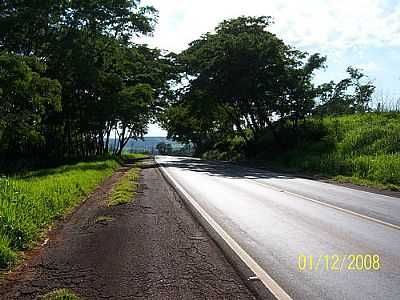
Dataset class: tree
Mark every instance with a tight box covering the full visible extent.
[0,0,175,159]
[114,83,154,155]
[0,0,157,55]
[169,16,325,148]
[162,87,235,154]
[95,44,177,155]
[0,52,61,155]
[347,67,375,112]
[156,142,172,155]
[315,67,376,116]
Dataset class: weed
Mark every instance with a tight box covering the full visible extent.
[108,167,141,206]
[41,288,81,300]
[95,215,114,223]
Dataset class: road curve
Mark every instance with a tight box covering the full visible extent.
[156,155,400,300]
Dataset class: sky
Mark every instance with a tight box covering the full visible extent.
[143,0,400,136]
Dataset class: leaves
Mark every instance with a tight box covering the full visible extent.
[316,67,376,115]
[166,16,326,151]
[0,0,174,158]
[0,52,61,149]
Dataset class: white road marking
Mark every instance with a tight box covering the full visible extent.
[158,162,293,300]
[249,179,400,231]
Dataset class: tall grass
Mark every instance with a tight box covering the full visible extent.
[0,159,121,268]
[269,113,400,189]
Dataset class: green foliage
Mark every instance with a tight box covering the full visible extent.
[0,0,175,160]
[164,16,326,151]
[0,52,61,154]
[0,0,157,55]
[260,113,400,189]
[0,234,17,268]
[315,67,376,115]
[203,135,247,161]
[108,166,140,206]
[114,83,155,154]
[0,159,120,268]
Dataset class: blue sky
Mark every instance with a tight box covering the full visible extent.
[143,0,400,136]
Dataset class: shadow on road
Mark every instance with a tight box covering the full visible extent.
[159,157,296,180]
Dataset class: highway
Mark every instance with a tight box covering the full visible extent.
[155,156,400,300]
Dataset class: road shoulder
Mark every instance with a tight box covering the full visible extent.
[0,160,255,299]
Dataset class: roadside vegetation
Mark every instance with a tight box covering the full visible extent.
[1,1,399,277]
[41,288,81,300]
[0,158,121,269]
[247,113,400,190]
[95,216,114,224]
[0,1,175,163]
[0,0,163,272]
[160,16,399,191]
[108,166,141,206]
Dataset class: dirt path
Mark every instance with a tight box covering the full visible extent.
[0,160,256,299]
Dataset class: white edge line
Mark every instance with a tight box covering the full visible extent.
[158,161,293,300]
[251,180,400,231]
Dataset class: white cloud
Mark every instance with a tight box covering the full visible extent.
[140,0,400,52]
[146,123,166,137]
[355,62,381,72]
[138,0,400,131]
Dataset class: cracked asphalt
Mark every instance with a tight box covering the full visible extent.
[0,160,255,299]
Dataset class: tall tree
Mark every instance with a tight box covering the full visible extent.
[170,16,325,147]
[0,0,174,159]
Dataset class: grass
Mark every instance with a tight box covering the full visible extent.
[332,175,400,191]
[255,112,400,190]
[41,288,81,299]
[0,158,121,269]
[108,166,141,206]
[95,215,114,223]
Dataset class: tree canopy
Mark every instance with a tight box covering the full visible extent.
[0,7,377,161]
[162,16,327,152]
[0,0,176,159]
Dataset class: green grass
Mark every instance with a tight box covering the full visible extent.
[333,175,400,191]
[108,166,141,206]
[0,158,121,269]
[258,112,400,190]
[95,215,114,223]
[41,288,81,299]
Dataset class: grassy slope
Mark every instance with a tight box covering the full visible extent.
[260,113,400,190]
[0,158,122,268]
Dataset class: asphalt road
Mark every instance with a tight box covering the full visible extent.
[156,156,400,300]
[0,160,255,299]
